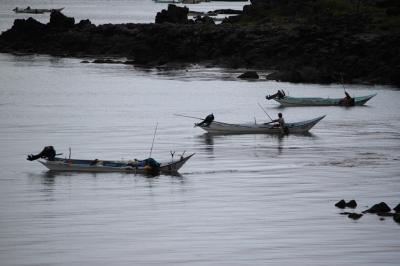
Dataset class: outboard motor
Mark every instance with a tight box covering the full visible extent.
[266,90,286,100]
[27,146,56,161]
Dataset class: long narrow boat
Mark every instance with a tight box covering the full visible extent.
[13,7,64,14]
[37,155,194,174]
[27,146,194,174]
[196,115,325,134]
[271,93,376,107]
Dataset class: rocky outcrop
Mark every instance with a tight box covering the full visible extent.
[363,202,391,214]
[335,199,357,209]
[0,2,399,85]
[348,213,363,220]
[335,200,346,209]
[49,10,75,30]
[155,5,189,24]
[238,71,259,79]
[394,213,400,224]
[393,204,400,213]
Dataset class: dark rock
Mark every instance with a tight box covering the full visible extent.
[76,19,93,29]
[340,212,351,215]
[363,202,391,214]
[393,204,400,213]
[335,200,346,209]
[92,59,123,64]
[1,2,399,86]
[13,17,46,33]
[386,7,400,16]
[212,9,243,15]
[238,71,259,79]
[345,200,357,209]
[123,60,136,65]
[194,16,215,25]
[376,212,394,217]
[81,60,89,63]
[48,11,75,30]
[348,213,363,220]
[394,213,400,224]
[155,5,189,24]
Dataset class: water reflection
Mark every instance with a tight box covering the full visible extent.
[196,133,214,154]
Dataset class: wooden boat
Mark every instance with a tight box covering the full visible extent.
[153,0,183,3]
[196,115,325,134]
[13,7,64,14]
[271,93,377,107]
[27,146,194,174]
[37,154,194,174]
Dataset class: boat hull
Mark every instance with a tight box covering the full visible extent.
[197,116,325,134]
[13,7,64,14]
[38,154,194,174]
[274,94,376,107]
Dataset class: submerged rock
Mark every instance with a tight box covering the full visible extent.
[92,59,124,64]
[376,212,394,217]
[363,202,391,214]
[394,213,400,224]
[237,71,259,79]
[348,213,363,220]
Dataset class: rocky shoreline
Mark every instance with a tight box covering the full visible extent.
[1,1,399,85]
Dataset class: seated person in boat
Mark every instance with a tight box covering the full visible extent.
[266,90,285,100]
[27,146,56,161]
[339,91,355,106]
[270,113,285,128]
[195,113,214,127]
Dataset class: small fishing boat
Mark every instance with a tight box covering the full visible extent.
[269,93,377,107]
[195,115,326,134]
[27,146,194,174]
[153,0,183,3]
[13,7,64,14]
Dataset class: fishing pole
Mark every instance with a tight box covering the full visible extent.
[257,102,273,122]
[149,122,158,158]
[173,113,204,120]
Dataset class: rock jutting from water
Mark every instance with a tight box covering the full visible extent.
[393,204,400,213]
[0,0,399,85]
[363,202,391,214]
[335,199,357,209]
[237,71,259,79]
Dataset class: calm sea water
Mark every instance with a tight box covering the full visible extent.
[1,2,400,265]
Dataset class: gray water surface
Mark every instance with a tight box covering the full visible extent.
[0,53,399,265]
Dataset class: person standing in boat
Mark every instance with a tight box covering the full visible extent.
[195,113,214,127]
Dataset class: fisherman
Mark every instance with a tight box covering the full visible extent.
[266,90,285,100]
[195,113,214,127]
[271,113,285,128]
[339,91,355,106]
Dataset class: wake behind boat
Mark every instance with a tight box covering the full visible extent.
[266,90,376,107]
[27,146,194,174]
